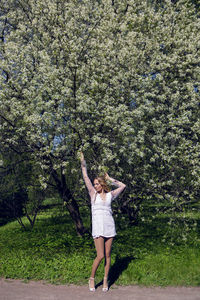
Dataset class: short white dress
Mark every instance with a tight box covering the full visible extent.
[91,192,116,239]
[81,159,126,239]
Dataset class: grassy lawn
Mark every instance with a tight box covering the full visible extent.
[0,199,200,286]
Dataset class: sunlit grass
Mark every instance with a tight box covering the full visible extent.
[0,201,200,286]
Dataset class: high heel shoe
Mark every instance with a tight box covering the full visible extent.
[102,276,108,292]
[89,277,95,292]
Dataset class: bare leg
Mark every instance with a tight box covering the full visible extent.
[90,237,105,288]
[103,237,113,288]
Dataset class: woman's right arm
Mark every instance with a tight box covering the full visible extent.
[80,152,95,199]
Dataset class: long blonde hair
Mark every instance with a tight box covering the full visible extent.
[93,175,110,202]
[94,175,110,193]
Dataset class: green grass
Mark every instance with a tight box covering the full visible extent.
[0,201,200,286]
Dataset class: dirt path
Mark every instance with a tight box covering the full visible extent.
[1,278,200,300]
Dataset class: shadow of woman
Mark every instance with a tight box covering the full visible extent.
[108,255,135,288]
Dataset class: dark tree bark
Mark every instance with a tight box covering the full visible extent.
[64,196,88,236]
[51,167,88,236]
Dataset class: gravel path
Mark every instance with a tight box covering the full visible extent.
[1,278,200,300]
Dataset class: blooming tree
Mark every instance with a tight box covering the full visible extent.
[0,0,199,235]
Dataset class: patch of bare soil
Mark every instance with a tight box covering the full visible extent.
[1,278,200,300]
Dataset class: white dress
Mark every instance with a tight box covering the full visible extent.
[81,159,126,239]
[91,192,116,239]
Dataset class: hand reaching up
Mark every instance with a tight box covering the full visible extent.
[80,151,84,162]
[105,173,110,181]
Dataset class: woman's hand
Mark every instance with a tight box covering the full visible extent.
[80,151,84,162]
[105,173,110,181]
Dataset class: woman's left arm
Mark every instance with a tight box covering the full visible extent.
[105,173,126,200]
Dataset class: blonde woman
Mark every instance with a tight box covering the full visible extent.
[80,152,126,292]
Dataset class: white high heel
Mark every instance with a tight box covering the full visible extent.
[102,276,108,292]
[89,277,95,292]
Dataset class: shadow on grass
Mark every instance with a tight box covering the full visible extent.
[108,255,135,288]
[95,255,134,289]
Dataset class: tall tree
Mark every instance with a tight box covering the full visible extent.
[0,0,199,234]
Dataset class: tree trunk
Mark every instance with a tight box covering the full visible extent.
[51,168,88,236]
[64,195,88,236]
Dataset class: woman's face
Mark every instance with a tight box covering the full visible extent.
[94,179,103,193]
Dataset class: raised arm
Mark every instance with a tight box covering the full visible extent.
[80,152,96,199]
[105,173,126,200]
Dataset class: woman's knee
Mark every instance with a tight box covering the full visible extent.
[105,253,111,260]
[97,253,104,261]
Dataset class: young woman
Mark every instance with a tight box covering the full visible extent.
[80,152,126,292]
